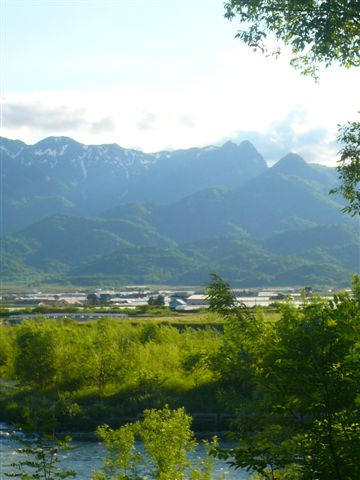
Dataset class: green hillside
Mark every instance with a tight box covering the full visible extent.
[2,139,358,288]
[3,217,356,287]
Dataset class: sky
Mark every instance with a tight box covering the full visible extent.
[1,0,360,165]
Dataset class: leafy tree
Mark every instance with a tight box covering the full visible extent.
[148,294,165,307]
[330,121,360,215]
[224,0,360,214]
[206,274,265,410]
[93,406,219,480]
[85,319,124,394]
[224,0,360,76]
[206,273,237,318]
[352,273,360,303]
[54,319,88,390]
[181,351,208,387]
[209,275,360,479]
[0,325,14,377]
[13,320,58,390]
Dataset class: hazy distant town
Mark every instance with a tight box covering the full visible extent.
[1,284,349,318]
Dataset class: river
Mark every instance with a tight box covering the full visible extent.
[0,423,249,479]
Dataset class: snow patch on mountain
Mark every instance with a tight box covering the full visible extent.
[80,158,87,178]
[0,145,14,158]
[0,145,24,159]
[34,143,69,156]
[140,158,157,166]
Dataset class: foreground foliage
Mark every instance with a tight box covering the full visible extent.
[331,121,360,216]
[224,1,360,76]
[93,406,220,480]
[208,275,360,479]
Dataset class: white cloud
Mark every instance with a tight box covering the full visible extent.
[2,44,359,166]
[3,102,88,130]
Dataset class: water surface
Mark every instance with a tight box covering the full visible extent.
[0,424,248,479]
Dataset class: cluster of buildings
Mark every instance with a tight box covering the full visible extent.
[1,286,327,312]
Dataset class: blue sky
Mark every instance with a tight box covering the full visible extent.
[2,0,360,165]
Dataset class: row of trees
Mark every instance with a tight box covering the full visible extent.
[0,317,221,432]
[0,319,219,392]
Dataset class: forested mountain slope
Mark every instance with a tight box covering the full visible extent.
[2,136,358,287]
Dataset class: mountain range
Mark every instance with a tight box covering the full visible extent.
[1,136,358,287]
[1,136,266,234]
